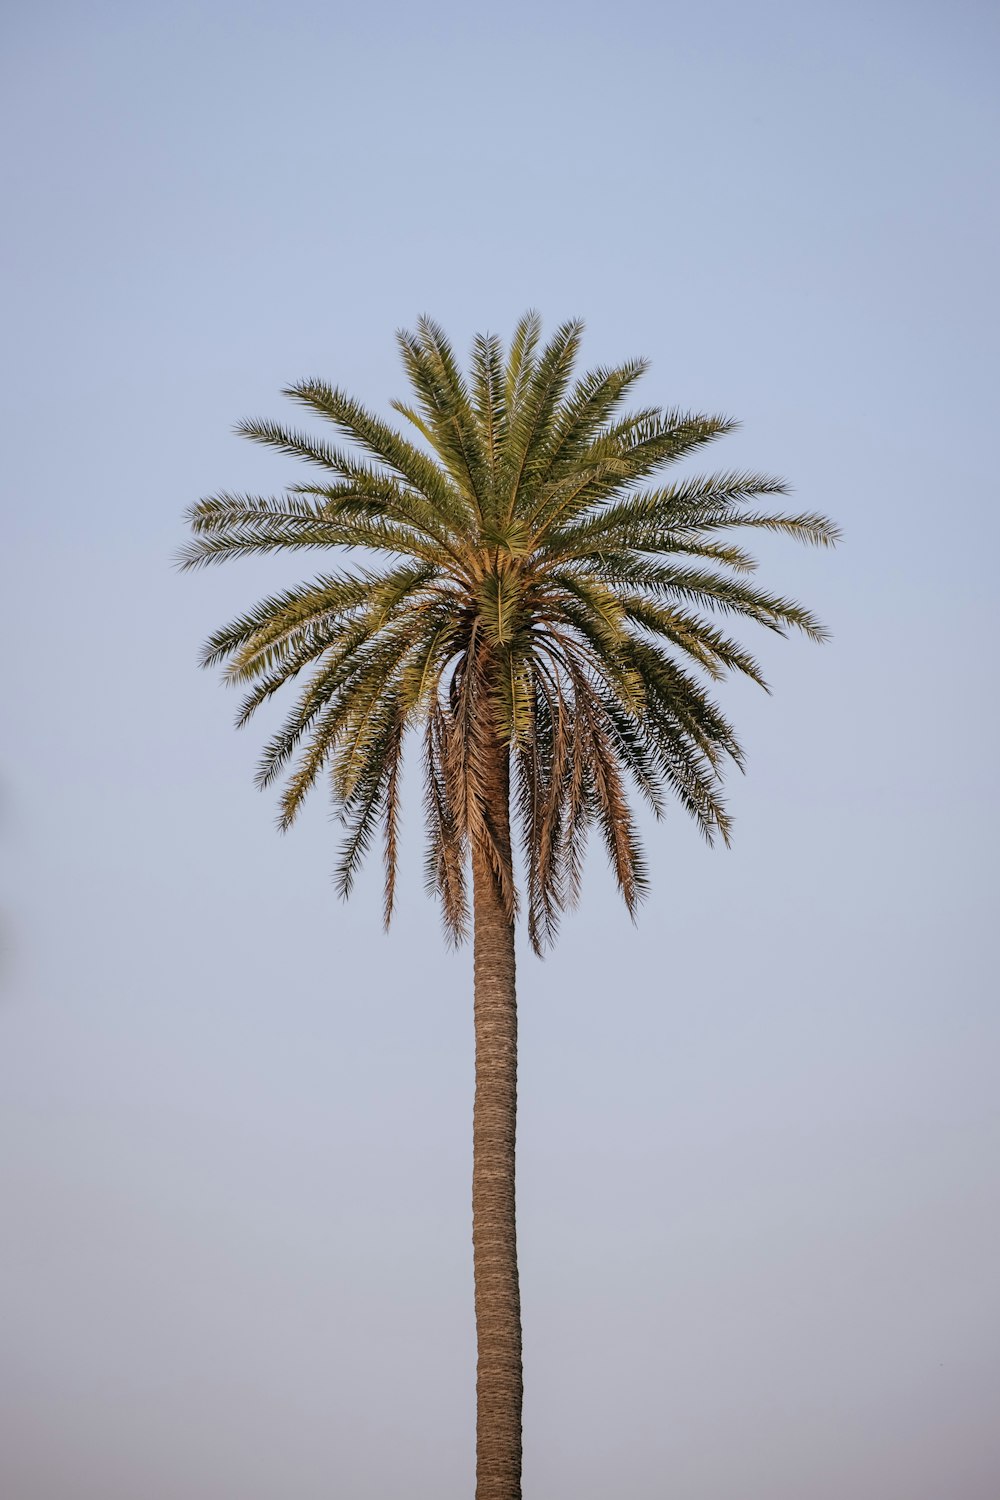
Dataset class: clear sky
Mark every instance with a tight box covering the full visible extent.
[2,2,998,1497]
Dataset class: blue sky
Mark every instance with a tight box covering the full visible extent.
[2,3,998,1497]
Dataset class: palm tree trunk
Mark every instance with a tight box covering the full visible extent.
[471,732,522,1500]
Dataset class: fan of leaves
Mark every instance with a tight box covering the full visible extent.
[182,315,837,953]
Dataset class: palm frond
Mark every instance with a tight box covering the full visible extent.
[188,313,836,948]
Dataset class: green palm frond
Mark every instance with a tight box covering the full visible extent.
[186,314,836,953]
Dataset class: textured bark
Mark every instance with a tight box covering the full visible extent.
[471,732,522,1500]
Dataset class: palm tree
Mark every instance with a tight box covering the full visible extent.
[182,314,836,1500]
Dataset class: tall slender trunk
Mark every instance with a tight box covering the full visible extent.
[471,731,522,1500]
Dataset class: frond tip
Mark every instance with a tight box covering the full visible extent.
[185,313,836,951]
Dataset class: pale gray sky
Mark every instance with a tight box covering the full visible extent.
[2,2,998,1497]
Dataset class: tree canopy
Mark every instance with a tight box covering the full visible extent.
[182,314,837,952]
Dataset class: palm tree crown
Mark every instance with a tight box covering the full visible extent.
[182,314,837,952]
